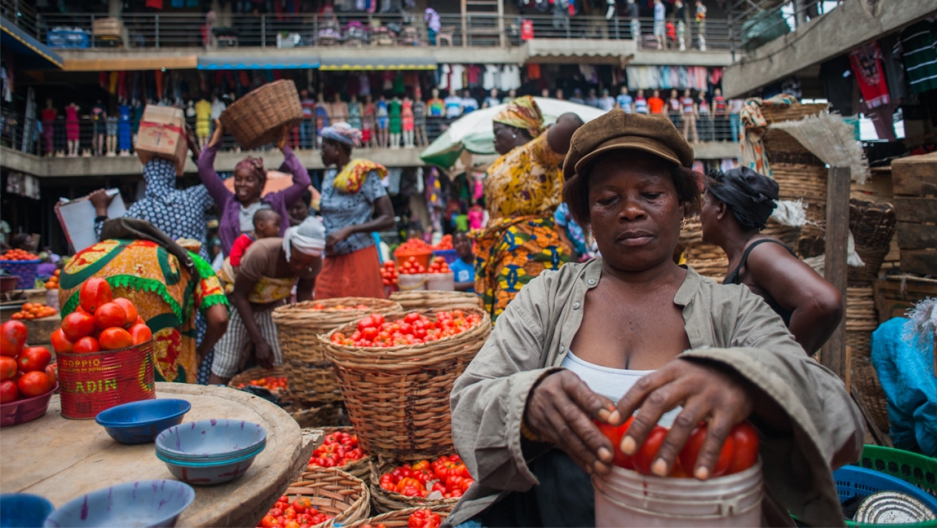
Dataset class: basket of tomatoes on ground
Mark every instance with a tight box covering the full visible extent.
[308,427,369,479]
[258,467,371,528]
[594,415,760,479]
[322,309,489,460]
[352,507,448,528]
[0,249,42,290]
[228,365,289,395]
[54,278,156,419]
[369,455,471,513]
[44,269,61,290]
[0,320,58,427]
[272,298,403,408]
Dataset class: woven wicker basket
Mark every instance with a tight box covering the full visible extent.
[852,363,890,434]
[227,365,289,398]
[848,200,896,285]
[368,458,460,514]
[285,467,371,528]
[219,80,303,150]
[347,506,450,528]
[307,426,371,480]
[273,298,403,407]
[321,308,491,460]
[845,286,879,365]
[389,291,482,312]
[292,404,345,429]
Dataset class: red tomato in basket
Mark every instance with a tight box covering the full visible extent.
[112,298,139,328]
[0,356,17,381]
[51,329,74,353]
[73,336,100,354]
[79,278,113,314]
[0,379,18,403]
[725,422,759,475]
[129,324,153,345]
[94,302,127,331]
[678,423,735,478]
[17,371,52,398]
[99,328,133,351]
[0,320,28,357]
[17,346,52,372]
[61,312,96,341]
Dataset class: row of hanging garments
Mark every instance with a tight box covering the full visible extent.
[438,64,523,93]
[625,65,721,91]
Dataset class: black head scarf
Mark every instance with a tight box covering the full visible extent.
[706,167,780,230]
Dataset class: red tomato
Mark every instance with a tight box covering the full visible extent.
[61,312,96,341]
[99,328,133,351]
[45,363,57,385]
[0,356,16,381]
[112,298,138,328]
[17,371,52,398]
[632,425,669,475]
[599,416,636,469]
[260,515,278,528]
[136,316,145,326]
[678,423,735,478]
[73,336,100,354]
[17,346,52,372]
[129,324,153,345]
[50,328,74,353]
[0,379,18,403]
[94,302,128,331]
[0,320,28,357]
[725,422,760,475]
[79,278,113,314]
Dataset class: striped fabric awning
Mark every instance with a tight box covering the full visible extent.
[318,56,436,71]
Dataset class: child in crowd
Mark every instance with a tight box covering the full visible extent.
[450,231,475,293]
[229,209,282,268]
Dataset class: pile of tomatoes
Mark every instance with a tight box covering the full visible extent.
[44,270,61,290]
[433,235,453,250]
[595,416,760,478]
[309,303,370,311]
[237,376,287,392]
[380,261,398,287]
[396,238,433,254]
[9,303,57,320]
[331,310,481,348]
[379,455,474,500]
[257,496,331,528]
[307,430,365,469]
[0,249,40,261]
[426,257,451,275]
[361,509,441,528]
[398,257,426,275]
[1,320,56,404]
[53,278,152,354]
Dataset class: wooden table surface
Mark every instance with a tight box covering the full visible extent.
[0,383,315,527]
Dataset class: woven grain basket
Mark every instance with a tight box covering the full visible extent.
[219,80,303,150]
[852,363,890,434]
[347,506,450,527]
[273,298,403,407]
[321,307,491,461]
[679,220,727,281]
[368,458,460,514]
[308,426,371,480]
[848,200,896,285]
[286,467,371,528]
[292,404,345,429]
[845,286,878,365]
[389,291,482,312]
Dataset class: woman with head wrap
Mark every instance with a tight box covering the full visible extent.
[209,216,325,385]
[699,167,843,353]
[477,96,584,322]
[198,120,311,257]
[314,122,395,299]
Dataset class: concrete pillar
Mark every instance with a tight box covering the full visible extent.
[109,0,121,17]
[793,0,806,28]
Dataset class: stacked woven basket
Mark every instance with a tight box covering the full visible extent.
[219,80,304,150]
[679,218,801,281]
[389,291,483,312]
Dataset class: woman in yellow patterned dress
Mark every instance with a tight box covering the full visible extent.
[59,239,229,384]
[476,96,584,322]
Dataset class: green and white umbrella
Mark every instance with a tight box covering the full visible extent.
[420,97,608,170]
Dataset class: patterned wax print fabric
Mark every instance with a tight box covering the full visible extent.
[320,166,388,256]
[476,131,571,322]
[59,239,228,383]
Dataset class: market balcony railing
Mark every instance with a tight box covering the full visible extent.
[38,12,732,52]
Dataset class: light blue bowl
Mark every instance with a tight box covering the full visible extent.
[157,448,263,486]
[95,399,191,444]
[43,480,194,528]
[154,419,266,462]
[0,493,54,528]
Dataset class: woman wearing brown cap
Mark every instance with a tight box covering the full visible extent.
[700,167,843,353]
[475,96,584,322]
[447,111,862,527]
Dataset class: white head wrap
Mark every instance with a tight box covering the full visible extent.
[283,216,326,262]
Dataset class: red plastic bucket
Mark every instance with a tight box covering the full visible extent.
[56,340,156,420]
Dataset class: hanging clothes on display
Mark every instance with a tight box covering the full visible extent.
[849,41,890,109]
[900,20,937,94]
[483,65,499,91]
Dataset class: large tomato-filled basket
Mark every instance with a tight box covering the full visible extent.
[306,426,372,480]
[321,307,490,461]
[280,467,372,528]
[219,80,303,150]
[272,298,403,407]
[347,506,450,527]
[388,291,482,312]
[367,456,465,514]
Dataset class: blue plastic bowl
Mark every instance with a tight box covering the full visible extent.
[155,419,266,461]
[95,399,191,444]
[43,480,194,528]
[156,445,265,486]
[0,493,54,528]
[834,465,937,514]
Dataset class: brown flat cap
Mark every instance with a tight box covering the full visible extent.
[563,110,694,181]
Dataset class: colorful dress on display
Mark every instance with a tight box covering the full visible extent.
[376,100,389,129]
[59,240,227,383]
[348,102,362,130]
[65,105,79,141]
[402,100,414,131]
[476,132,571,322]
[389,99,402,134]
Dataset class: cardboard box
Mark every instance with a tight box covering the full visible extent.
[92,17,124,37]
[135,105,188,176]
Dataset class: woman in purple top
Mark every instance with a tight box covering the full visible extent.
[199,121,311,257]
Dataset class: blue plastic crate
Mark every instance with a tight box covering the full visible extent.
[47,29,90,49]
[433,249,459,265]
[834,465,937,515]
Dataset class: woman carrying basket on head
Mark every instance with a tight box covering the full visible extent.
[198,121,311,257]
[315,122,396,300]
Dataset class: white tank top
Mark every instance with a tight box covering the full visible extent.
[561,350,680,427]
